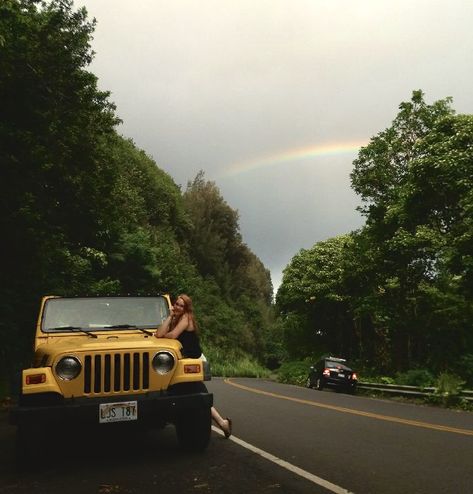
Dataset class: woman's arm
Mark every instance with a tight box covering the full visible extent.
[164,314,190,339]
[155,310,174,338]
[155,313,190,339]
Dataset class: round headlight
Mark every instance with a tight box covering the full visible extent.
[56,356,82,381]
[152,351,175,375]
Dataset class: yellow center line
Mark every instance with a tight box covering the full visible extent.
[225,378,473,437]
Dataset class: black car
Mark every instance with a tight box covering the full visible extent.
[306,357,358,394]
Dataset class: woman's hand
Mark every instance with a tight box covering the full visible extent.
[155,313,173,338]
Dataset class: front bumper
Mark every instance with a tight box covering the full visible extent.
[9,390,213,427]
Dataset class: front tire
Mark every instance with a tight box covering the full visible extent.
[175,406,211,453]
[306,377,313,389]
[315,378,324,390]
[15,424,42,462]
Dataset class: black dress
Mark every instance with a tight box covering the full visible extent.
[177,330,202,358]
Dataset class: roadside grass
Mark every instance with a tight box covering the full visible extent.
[204,348,271,378]
[273,360,473,412]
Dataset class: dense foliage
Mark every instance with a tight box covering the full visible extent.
[0,0,273,390]
[277,91,473,386]
[2,1,471,398]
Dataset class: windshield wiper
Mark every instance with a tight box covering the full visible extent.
[48,326,98,338]
[105,324,154,336]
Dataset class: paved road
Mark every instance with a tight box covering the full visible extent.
[210,378,473,494]
[1,378,472,493]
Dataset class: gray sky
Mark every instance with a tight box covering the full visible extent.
[77,0,473,291]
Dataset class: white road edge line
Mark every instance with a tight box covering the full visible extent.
[211,426,354,494]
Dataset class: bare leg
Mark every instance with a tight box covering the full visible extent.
[211,406,232,437]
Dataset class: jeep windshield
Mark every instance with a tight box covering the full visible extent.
[41,296,170,333]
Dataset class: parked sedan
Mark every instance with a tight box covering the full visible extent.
[306,357,358,394]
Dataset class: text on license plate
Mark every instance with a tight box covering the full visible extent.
[99,401,138,423]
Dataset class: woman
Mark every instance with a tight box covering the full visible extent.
[155,294,232,438]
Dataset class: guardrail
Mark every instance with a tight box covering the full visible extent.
[358,382,473,402]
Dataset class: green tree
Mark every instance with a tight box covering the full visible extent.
[277,235,356,359]
[183,171,272,302]
[350,91,473,372]
[183,172,243,289]
[277,91,473,379]
[0,0,275,392]
[0,0,120,377]
[183,172,274,358]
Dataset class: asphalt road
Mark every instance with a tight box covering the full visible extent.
[1,378,473,494]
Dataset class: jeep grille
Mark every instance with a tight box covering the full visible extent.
[84,352,150,394]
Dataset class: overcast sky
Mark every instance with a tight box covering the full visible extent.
[77,0,473,291]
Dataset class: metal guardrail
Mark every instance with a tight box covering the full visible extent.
[358,382,473,402]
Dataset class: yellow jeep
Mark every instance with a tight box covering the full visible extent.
[10,295,213,454]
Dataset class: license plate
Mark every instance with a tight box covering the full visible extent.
[338,373,345,378]
[99,401,138,423]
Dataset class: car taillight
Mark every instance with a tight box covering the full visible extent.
[323,368,331,377]
[351,372,358,380]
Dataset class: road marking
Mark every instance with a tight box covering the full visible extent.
[225,378,473,437]
[212,426,354,494]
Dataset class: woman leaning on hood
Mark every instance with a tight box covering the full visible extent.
[155,294,232,438]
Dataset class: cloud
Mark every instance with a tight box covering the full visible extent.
[79,0,473,290]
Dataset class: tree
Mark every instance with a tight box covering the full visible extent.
[0,1,275,391]
[183,172,242,287]
[0,0,120,376]
[183,171,272,303]
[351,90,454,210]
[277,91,473,379]
[350,91,473,371]
[276,235,356,359]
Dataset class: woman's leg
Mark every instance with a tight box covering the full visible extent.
[211,406,232,437]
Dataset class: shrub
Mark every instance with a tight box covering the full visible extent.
[425,372,465,407]
[395,369,435,387]
[204,346,270,378]
[357,374,395,385]
[435,372,464,396]
[276,360,311,386]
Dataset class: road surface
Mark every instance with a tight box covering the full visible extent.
[1,377,472,493]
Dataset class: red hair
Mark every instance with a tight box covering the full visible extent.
[172,294,199,332]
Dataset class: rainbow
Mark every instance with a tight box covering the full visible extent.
[221,140,368,177]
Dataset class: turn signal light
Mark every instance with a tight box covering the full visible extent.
[26,373,46,385]
[323,368,331,377]
[184,364,201,374]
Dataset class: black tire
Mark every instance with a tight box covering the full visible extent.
[15,424,42,462]
[315,378,324,390]
[175,406,211,453]
[347,385,357,395]
[305,377,313,389]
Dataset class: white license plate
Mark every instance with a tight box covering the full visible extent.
[338,373,345,378]
[99,401,138,423]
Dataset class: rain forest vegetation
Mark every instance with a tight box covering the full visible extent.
[0,0,273,395]
[1,1,472,403]
[276,90,473,395]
